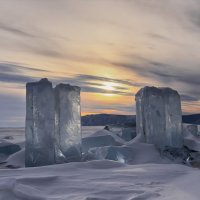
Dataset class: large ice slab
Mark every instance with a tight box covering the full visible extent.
[25,79,55,167]
[54,84,81,162]
[135,86,183,148]
[25,79,82,167]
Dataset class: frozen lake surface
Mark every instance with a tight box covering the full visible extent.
[0,160,199,200]
[0,126,199,200]
[0,126,104,141]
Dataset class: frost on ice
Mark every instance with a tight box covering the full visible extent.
[135,86,183,148]
[25,78,55,167]
[55,84,81,163]
[25,79,81,167]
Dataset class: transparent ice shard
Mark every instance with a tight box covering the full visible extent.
[54,84,82,162]
[135,86,183,148]
[25,78,55,167]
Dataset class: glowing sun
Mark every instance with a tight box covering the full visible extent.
[102,82,116,91]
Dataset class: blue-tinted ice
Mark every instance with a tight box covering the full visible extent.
[135,86,183,148]
[25,79,55,167]
[25,79,81,167]
[55,84,81,163]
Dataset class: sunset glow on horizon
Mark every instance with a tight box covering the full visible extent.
[0,0,200,126]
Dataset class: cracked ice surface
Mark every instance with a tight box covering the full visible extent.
[135,86,183,148]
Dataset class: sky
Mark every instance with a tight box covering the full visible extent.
[0,0,200,126]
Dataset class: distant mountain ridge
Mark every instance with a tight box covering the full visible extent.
[81,114,136,126]
[182,114,200,125]
[81,113,200,126]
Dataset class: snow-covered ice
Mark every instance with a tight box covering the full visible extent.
[0,126,200,199]
[0,160,200,200]
[5,148,25,168]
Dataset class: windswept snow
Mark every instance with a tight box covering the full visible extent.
[0,126,199,200]
[0,160,199,200]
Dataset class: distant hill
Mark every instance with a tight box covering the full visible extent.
[81,113,200,126]
[81,114,136,126]
[182,114,200,125]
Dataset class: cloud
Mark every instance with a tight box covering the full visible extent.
[0,62,49,84]
[71,74,145,87]
[180,94,199,102]
[80,86,133,96]
[0,21,71,60]
[111,56,200,103]
[0,62,137,96]
[185,1,200,30]
[0,72,35,84]
[53,74,145,96]
[148,33,183,47]
[0,62,48,73]
[1,61,199,101]
[0,22,36,38]
[26,47,65,59]
[111,57,200,87]
[148,33,171,42]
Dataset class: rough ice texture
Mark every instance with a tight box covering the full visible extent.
[85,143,169,164]
[25,79,82,167]
[183,124,200,137]
[1,160,200,200]
[135,86,183,148]
[54,84,81,163]
[82,129,125,153]
[25,79,55,167]
[105,125,137,141]
[183,124,200,151]
[82,135,122,153]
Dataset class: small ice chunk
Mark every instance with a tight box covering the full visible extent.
[0,141,21,162]
[54,84,81,162]
[25,78,55,167]
[104,126,136,141]
[135,86,183,148]
[82,135,122,153]
[82,129,125,153]
[183,124,200,151]
[5,148,25,168]
[116,128,136,141]
[183,124,200,137]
